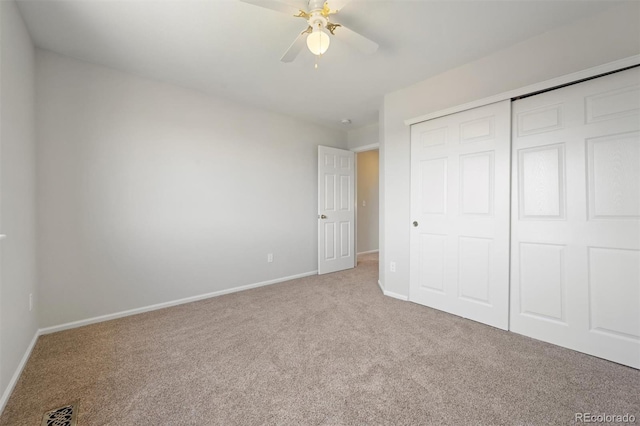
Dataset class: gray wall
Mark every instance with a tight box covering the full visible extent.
[380,3,640,297]
[0,0,38,405]
[356,151,379,254]
[348,123,378,150]
[36,50,347,328]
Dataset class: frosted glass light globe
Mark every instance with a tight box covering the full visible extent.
[306,29,330,56]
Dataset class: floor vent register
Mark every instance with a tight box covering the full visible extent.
[41,402,78,426]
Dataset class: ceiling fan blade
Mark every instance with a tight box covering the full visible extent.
[237,0,303,16]
[332,24,378,55]
[280,30,308,62]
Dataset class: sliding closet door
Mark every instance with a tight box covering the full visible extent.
[409,100,511,330]
[511,67,640,368]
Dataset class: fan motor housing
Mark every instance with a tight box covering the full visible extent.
[308,13,328,29]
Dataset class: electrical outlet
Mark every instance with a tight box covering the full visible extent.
[267,253,273,263]
[29,293,33,312]
[362,200,366,207]
[390,261,396,272]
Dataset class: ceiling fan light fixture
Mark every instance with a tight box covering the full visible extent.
[306,27,330,56]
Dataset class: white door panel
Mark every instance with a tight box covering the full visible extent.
[511,66,640,368]
[318,146,355,275]
[410,100,511,330]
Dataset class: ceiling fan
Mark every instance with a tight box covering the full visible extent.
[239,0,378,63]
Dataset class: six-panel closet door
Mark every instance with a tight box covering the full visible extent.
[409,67,639,368]
[409,100,511,330]
[510,67,640,368]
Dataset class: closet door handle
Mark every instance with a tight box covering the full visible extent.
[412,221,418,227]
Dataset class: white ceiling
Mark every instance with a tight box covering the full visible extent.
[17,0,625,129]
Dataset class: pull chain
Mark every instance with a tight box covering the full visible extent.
[315,22,322,69]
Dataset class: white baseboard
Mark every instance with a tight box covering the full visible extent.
[377,279,384,293]
[39,270,318,335]
[0,330,39,415]
[383,290,409,301]
[357,249,379,255]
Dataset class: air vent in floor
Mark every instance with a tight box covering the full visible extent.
[41,402,78,426]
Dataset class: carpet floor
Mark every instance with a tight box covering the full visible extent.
[1,253,638,425]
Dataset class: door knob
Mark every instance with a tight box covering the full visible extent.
[320,214,327,219]
[412,221,418,227]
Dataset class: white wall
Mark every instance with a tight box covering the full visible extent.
[381,3,640,297]
[36,50,347,328]
[347,123,378,150]
[0,0,38,405]
[356,150,378,254]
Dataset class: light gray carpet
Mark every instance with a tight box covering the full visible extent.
[1,253,638,425]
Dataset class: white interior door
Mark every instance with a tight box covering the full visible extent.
[318,146,355,275]
[409,100,511,330]
[511,67,640,368]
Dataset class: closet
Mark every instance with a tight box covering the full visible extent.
[409,66,639,368]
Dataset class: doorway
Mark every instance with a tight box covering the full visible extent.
[355,149,379,266]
